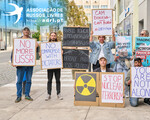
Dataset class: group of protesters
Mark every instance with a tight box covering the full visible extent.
[11,26,150,107]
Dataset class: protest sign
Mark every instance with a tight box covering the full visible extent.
[116,36,132,59]
[40,42,62,69]
[131,67,150,98]
[135,37,150,67]
[99,72,125,108]
[13,38,36,66]
[74,72,99,106]
[92,9,113,36]
[63,27,89,47]
[63,49,89,69]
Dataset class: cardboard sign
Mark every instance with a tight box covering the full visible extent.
[116,36,132,58]
[131,67,150,98]
[74,72,99,106]
[13,38,36,66]
[99,72,125,107]
[40,42,63,69]
[92,9,113,36]
[135,37,150,67]
[63,49,89,70]
[63,27,89,47]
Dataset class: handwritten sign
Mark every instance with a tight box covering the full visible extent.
[101,73,124,103]
[13,38,36,66]
[63,27,89,47]
[135,37,150,67]
[63,49,89,69]
[116,36,132,58]
[131,67,150,98]
[92,9,113,36]
[40,42,62,69]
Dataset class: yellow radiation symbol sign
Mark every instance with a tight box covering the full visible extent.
[76,74,96,96]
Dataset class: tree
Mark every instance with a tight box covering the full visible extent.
[67,0,89,27]
[32,32,40,41]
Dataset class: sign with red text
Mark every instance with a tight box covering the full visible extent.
[40,42,63,69]
[13,38,36,66]
[131,67,150,98]
[100,73,124,105]
[92,9,113,36]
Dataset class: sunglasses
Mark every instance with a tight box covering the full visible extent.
[140,33,145,36]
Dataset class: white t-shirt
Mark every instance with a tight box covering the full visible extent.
[98,43,104,60]
[101,69,106,72]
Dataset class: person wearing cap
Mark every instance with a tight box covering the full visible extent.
[89,30,115,71]
[94,56,113,72]
[11,27,38,103]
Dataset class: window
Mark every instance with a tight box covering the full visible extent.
[93,5,99,9]
[101,5,108,8]
[0,11,1,19]
[84,5,91,9]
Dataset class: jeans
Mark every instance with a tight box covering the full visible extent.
[130,97,139,107]
[116,63,129,96]
[16,66,33,97]
[47,69,61,95]
[129,86,139,107]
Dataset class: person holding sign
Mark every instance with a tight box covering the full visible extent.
[90,30,115,71]
[94,56,113,72]
[45,32,63,101]
[125,58,144,107]
[11,27,38,103]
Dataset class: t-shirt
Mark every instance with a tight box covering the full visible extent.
[101,69,106,72]
[98,43,104,60]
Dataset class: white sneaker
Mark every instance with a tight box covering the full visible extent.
[57,93,63,100]
[45,94,51,101]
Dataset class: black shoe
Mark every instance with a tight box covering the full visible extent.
[144,98,150,105]
[25,96,33,101]
[15,97,21,103]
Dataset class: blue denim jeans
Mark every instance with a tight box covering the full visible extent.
[130,97,139,107]
[129,86,139,107]
[16,66,33,97]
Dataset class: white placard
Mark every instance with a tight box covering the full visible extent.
[101,73,124,103]
[41,42,62,69]
[92,9,113,36]
[13,38,36,66]
[131,67,150,98]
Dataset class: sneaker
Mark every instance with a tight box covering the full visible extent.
[25,96,33,101]
[45,94,51,101]
[15,97,21,103]
[57,93,63,100]
[144,98,150,105]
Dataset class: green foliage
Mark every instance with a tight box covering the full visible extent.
[32,32,40,41]
[67,0,89,27]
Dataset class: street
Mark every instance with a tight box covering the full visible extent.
[0,50,41,87]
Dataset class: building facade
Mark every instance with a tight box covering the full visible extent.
[73,0,110,23]
[0,0,37,50]
[111,0,150,48]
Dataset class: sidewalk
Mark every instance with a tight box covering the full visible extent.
[0,47,12,54]
[0,69,150,120]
